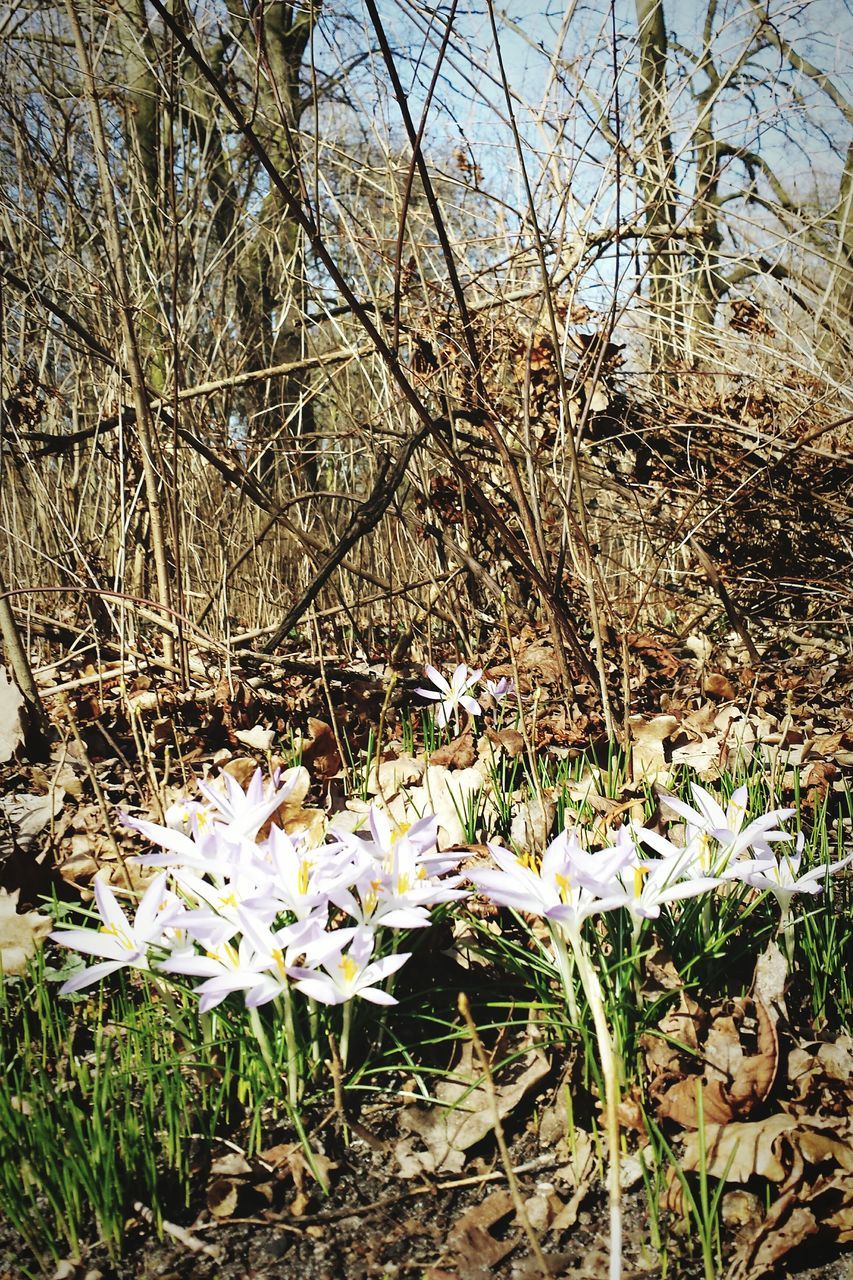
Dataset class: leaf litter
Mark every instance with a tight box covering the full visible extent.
[0,627,851,1279]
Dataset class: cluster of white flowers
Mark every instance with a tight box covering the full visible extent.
[470,781,850,934]
[50,767,467,1011]
[50,656,849,1019]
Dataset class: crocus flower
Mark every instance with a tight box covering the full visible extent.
[735,838,852,912]
[468,829,629,933]
[243,825,349,923]
[485,676,515,705]
[415,663,483,729]
[50,873,171,993]
[288,928,410,1006]
[195,766,304,842]
[158,933,287,1012]
[664,783,795,870]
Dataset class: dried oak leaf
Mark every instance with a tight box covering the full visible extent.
[510,792,555,854]
[300,718,342,780]
[726,1172,853,1280]
[395,1044,549,1177]
[440,1189,517,1278]
[0,888,52,975]
[644,953,781,1127]
[485,726,525,759]
[682,1114,853,1185]
[788,1034,853,1115]
[628,714,679,781]
[431,729,476,770]
[233,724,276,753]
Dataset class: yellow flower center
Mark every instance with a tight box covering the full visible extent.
[555,872,572,904]
[100,922,132,948]
[339,954,359,985]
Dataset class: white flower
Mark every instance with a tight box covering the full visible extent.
[288,928,411,1006]
[468,829,629,933]
[195,766,304,842]
[158,933,286,1013]
[664,783,795,870]
[50,873,171,993]
[415,663,482,729]
[485,676,515,705]
[331,804,467,929]
[735,838,852,911]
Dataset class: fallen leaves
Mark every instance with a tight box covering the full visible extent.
[643,942,853,1278]
[681,1114,853,1185]
[0,887,52,975]
[643,984,780,1127]
[395,1043,549,1177]
[0,668,24,762]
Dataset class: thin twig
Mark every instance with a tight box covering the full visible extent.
[457,992,551,1280]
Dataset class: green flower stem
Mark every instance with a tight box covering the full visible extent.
[340,999,353,1069]
[248,1006,274,1079]
[308,995,321,1075]
[550,927,580,1026]
[282,983,300,1107]
[779,907,796,971]
[569,934,623,1280]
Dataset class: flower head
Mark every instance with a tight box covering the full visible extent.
[664,783,795,871]
[485,676,515,705]
[288,928,411,1006]
[734,839,852,912]
[50,873,171,993]
[468,828,629,936]
[415,663,482,729]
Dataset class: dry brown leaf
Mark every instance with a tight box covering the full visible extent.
[366,751,424,795]
[682,1115,853,1184]
[484,726,525,758]
[209,1152,252,1178]
[233,724,275,752]
[788,1035,853,1115]
[395,1045,549,1177]
[0,888,52,976]
[726,1173,853,1280]
[628,714,678,780]
[300,718,342,780]
[0,667,25,762]
[510,792,555,853]
[442,1189,517,1277]
[431,730,476,769]
[644,949,780,1127]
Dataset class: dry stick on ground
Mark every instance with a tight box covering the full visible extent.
[262,423,432,651]
[689,538,761,664]
[457,993,551,1280]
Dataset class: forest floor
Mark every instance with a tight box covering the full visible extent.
[0,606,851,1280]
